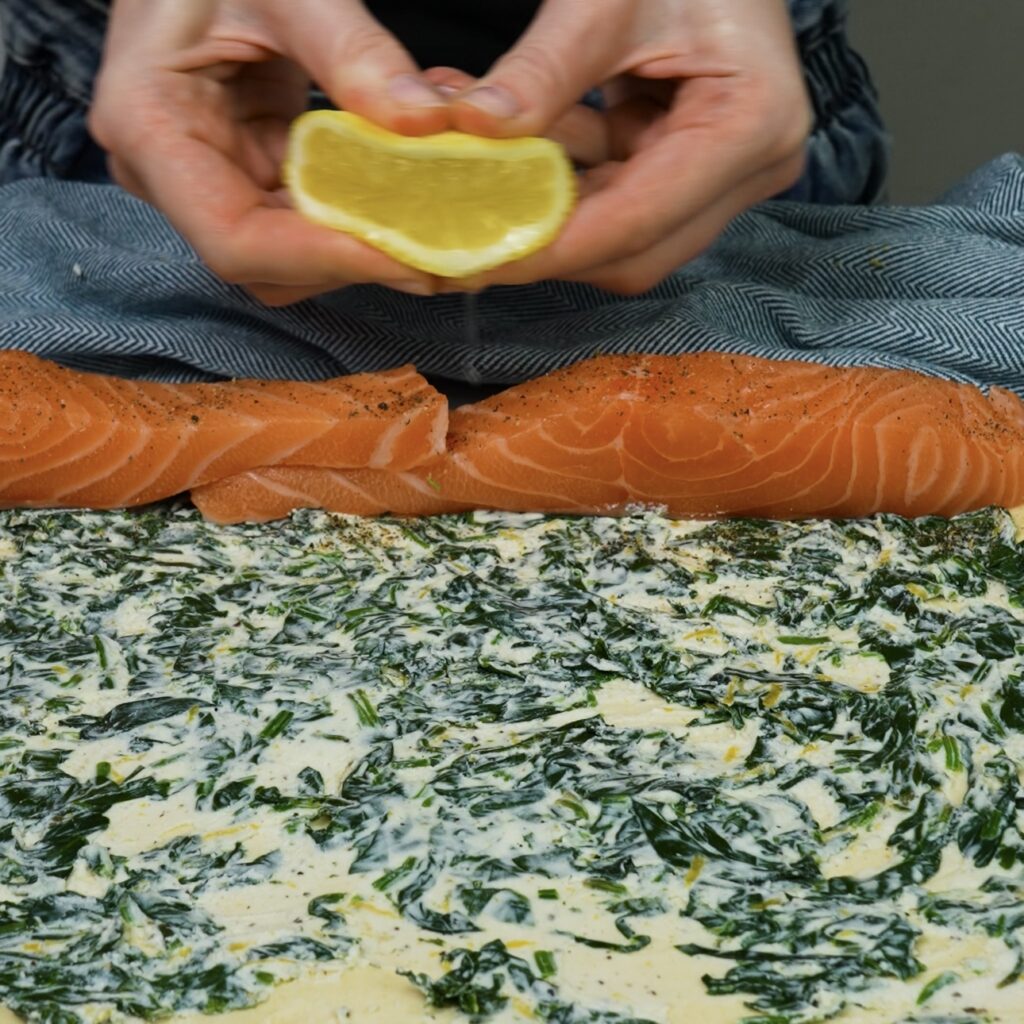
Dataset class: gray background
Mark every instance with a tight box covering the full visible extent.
[847,1,1024,203]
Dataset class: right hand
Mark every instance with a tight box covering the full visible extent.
[438,0,811,296]
[89,0,452,305]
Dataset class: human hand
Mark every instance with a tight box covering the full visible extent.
[89,0,455,305]
[440,0,813,295]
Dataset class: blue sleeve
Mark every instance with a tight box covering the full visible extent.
[0,0,108,183]
[782,0,890,203]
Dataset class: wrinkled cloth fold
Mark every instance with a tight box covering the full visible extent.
[0,154,1023,396]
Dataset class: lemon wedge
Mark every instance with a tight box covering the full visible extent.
[285,110,576,277]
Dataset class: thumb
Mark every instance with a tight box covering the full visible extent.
[267,0,448,135]
[450,0,628,137]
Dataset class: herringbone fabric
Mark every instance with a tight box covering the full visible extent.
[1,155,1022,394]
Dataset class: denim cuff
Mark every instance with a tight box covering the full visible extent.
[0,0,110,184]
[780,0,890,205]
[0,58,96,184]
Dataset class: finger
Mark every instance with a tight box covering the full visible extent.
[449,1,629,136]
[546,106,610,168]
[247,278,436,306]
[561,192,739,294]
[135,132,436,291]
[265,0,449,135]
[107,155,147,199]
[546,154,804,294]
[245,282,335,306]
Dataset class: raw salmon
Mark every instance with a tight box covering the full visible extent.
[0,351,445,508]
[192,353,1024,524]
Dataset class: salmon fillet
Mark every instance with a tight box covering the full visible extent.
[192,352,1024,524]
[0,351,446,508]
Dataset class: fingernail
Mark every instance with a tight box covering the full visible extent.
[388,74,447,109]
[436,84,460,96]
[392,280,433,296]
[460,86,521,119]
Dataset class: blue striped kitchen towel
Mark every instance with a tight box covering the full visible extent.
[0,153,1022,397]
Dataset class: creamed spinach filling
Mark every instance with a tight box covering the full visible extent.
[0,507,1022,1023]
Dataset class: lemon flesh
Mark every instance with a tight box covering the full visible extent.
[285,110,576,277]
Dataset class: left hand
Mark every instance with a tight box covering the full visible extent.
[89,0,449,306]
[439,0,813,295]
